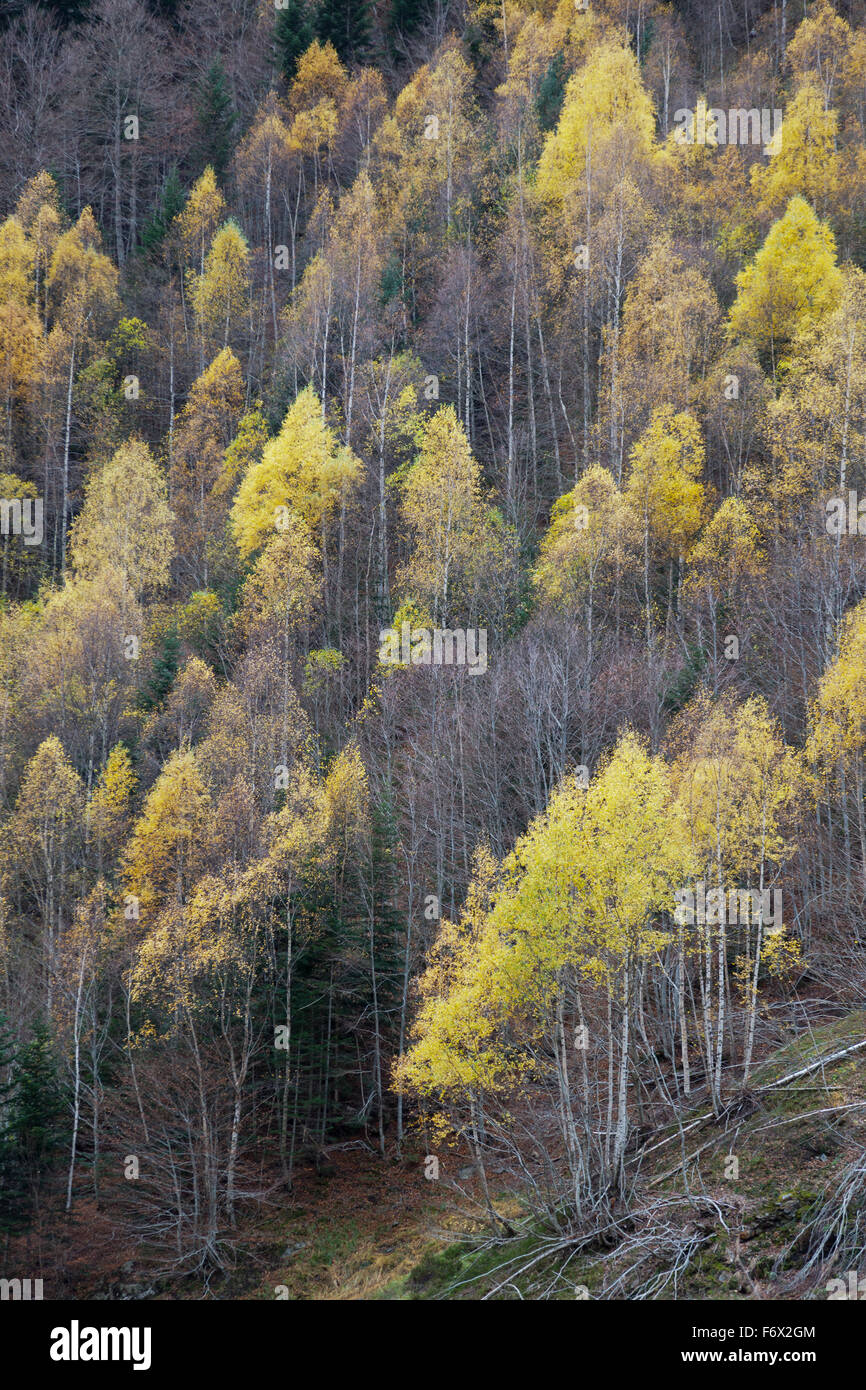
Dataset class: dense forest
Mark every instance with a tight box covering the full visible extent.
[1,0,866,1307]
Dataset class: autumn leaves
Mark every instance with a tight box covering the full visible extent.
[400,697,803,1200]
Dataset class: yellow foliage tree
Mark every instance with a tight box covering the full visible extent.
[175,166,226,277]
[751,85,842,219]
[533,463,639,658]
[728,195,843,380]
[685,496,764,676]
[169,346,245,586]
[69,438,174,604]
[4,734,84,1000]
[400,731,692,1198]
[123,749,211,916]
[237,512,322,654]
[89,742,137,874]
[536,38,661,210]
[15,171,62,328]
[398,404,494,625]
[46,207,120,572]
[807,597,866,891]
[230,383,362,560]
[190,220,251,353]
[670,693,800,1095]
[787,0,853,111]
[625,406,708,647]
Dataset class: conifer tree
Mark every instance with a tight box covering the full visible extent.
[316,0,372,64]
[275,0,315,83]
[193,58,237,181]
[11,1020,67,1215]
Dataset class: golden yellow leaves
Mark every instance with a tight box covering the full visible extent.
[532,463,639,623]
[536,38,661,211]
[728,197,843,376]
[400,732,690,1104]
[230,383,363,560]
[70,439,174,599]
[807,597,866,771]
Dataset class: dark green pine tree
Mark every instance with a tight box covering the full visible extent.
[535,53,567,133]
[140,166,184,255]
[315,0,371,65]
[275,0,315,84]
[193,58,237,180]
[138,626,181,713]
[148,0,184,20]
[36,0,91,27]
[274,795,404,1166]
[387,0,431,54]
[8,1020,66,1219]
[370,794,404,1019]
[357,795,404,1152]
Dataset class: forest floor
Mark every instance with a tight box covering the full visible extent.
[242,1010,866,1301]
[7,1010,865,1300]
